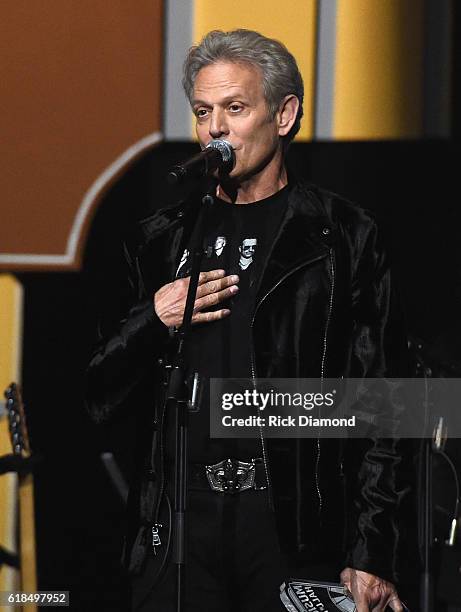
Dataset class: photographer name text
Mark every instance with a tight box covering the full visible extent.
[221,415,356,428]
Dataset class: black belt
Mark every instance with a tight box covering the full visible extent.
[188,458,267,493]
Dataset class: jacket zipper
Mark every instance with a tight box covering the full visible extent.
[316,248,335,517]
[250,251,330,512]
[250,353,273,509]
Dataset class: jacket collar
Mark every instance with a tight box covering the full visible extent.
[127,197,199,259]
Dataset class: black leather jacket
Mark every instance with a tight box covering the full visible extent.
[87,179,413,584]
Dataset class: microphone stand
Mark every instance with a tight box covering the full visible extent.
[165,178,216,612]
[413,342,434,612]
[421,434,433,612]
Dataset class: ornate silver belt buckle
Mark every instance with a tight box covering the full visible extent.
[205,458,256,493]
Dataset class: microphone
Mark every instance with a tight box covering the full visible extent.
[166,139,234,185]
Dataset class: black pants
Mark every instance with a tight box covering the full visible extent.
[131,488,292,611]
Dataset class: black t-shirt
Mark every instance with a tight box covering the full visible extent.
[175,185,289,463]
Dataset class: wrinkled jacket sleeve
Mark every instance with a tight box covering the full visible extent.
[344,217,414,584]
[86,242,169,424]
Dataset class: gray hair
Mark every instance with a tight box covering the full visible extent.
[182,29,304,144]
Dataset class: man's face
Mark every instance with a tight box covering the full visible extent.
[240,238,257,259]
[192,61,281,182]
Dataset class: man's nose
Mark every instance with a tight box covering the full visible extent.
[209,109,229,138]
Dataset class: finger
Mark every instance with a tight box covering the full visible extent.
[387,595,404,612]
[372,593,401,612]
[354,593,371,612]
[194,285,239,311]
[191,309,231,324]
[197,269,226,285]
[339,568,352,592]
[196,274,239,298]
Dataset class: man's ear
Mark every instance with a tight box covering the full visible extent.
[277,95,299,137]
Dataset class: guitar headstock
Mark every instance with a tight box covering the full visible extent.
[4,383,31,458]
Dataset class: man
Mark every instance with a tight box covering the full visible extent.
[238,237,257,270]
[214,236,226,257]
[87,30,412,611]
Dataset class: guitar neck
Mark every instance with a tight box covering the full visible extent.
[18,474,37,594]
[4,383,37,612]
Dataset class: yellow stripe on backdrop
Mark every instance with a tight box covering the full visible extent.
[334,0,425,139]
[192,0,318,140]
[0,275,23,603]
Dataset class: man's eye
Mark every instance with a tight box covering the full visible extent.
[196,109,208,118]
[229,104,242,112]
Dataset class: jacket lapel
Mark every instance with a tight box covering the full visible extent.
[127,199,200,294]
[256,182,337,303]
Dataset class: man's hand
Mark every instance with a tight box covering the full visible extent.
[154,269,239,327]
[340,567,403,612]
